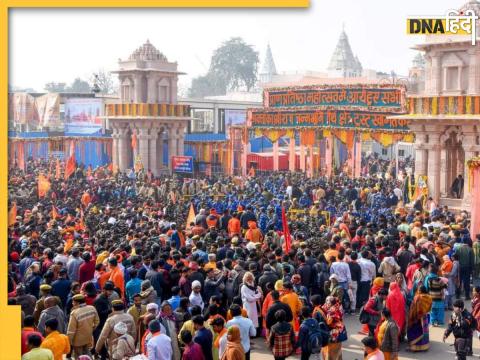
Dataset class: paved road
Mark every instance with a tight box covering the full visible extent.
[250,309,480,360]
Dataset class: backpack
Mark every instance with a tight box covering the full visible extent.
[359,297,378,324]
[305,319,330,354]
[359,305,371,324]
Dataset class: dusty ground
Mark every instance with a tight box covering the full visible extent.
[250,308,480,360]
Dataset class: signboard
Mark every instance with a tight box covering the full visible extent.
[64,98,103,125]
[225,109,246,139]
[172,156,193,173]
[250,109,409,131]
[266,86,404,111]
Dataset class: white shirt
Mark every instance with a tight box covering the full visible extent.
[226,316,256,352]
[147,333,172,360]
[189,292,204,310]
[393,187,403,200]
[218,332,228,359]
[286,186,293,199]
[330,261,351,283]
[358,257,376,282]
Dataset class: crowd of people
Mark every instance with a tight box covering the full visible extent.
[8,158,480,360]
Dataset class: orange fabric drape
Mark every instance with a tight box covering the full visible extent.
[300,130,315,146]
[17,143,25,171]
[131,133,137,150]
[458,96,465,114]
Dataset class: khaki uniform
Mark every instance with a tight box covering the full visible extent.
[96,311,136,355]
[67,304,100,356]
[33,297,46,325]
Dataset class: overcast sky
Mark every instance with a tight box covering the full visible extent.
[9,0,466,92]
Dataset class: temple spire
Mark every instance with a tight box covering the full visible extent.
[259,43,277,84]
[327,27,362,78]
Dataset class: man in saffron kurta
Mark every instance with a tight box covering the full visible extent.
[40,318,70,360]
[280,282,302,332]
[107,257,125,299]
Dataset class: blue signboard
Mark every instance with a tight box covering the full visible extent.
[172,156,193,173]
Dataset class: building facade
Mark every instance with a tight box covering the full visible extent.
[390,0,480,210]
[106,41,191,175]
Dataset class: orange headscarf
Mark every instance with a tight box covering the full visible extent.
[221,326,245,360]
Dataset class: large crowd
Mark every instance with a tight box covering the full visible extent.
[8,157,480,360]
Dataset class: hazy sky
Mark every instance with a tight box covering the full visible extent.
[9,0,466,92]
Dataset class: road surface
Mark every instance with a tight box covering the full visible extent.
[250,308,480,360]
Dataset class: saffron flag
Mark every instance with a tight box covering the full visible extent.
[55,159,61,180]
[8,203,17,227]
[186,204,196,228]
[38,174,51,198]
[64,154,76,180]
[51,206,60,219]
[65,213,73,224]
[281,206,291,253]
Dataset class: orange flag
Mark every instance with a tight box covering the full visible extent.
[55,159,61,179]
[186,203,196,228]
[131,133,137,149]
[108,163,113,173]
[81,191,91,208]
[51,206,60,219]
[8,203,17,227]
[65,213,73,224]
[64,154,76,180]
[38,174,51,198]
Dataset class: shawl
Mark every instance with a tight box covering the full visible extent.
[322,302,344,341]
[408,293,432,324]
[221,326,245,360]
[441,259,453,275]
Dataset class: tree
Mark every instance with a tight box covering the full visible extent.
[189,37,259,98]
[44,82,67,93]
[188,73,226,98]
[210,37,259,92]
[68,77,91,93]
[90,69,116,95]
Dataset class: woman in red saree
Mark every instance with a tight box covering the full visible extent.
[386,282,406,335]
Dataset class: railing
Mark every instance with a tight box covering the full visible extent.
[106,103,190,117]
[407,95,480,115]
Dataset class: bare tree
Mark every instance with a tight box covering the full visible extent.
[90,69,117,95]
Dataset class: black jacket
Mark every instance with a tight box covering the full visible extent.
[445,310,476,339]
[258,271,279,294]
[266,300,293,329]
